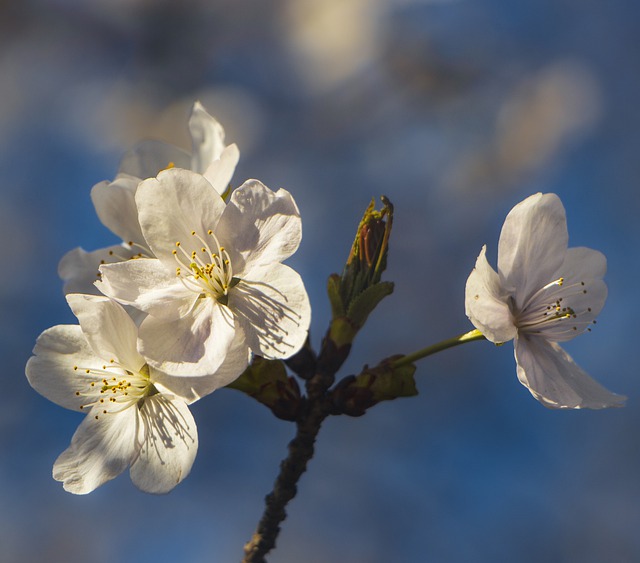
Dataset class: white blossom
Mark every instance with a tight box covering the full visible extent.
[59,102,239,295]
[25,294,246,494]
[465,192,625,409]
[98,168,311,377]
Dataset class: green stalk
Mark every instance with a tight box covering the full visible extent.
[393,329,486,368]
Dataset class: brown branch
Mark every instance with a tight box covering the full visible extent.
[242,392,332,562]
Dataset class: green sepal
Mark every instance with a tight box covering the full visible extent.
[226,357,302,421]
[327,274,345,318]
[346,281,394,329]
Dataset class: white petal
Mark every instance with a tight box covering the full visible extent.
[98,259,196,321]
[58,245,127,296]
[514,335,626,409]
[26,325,100,411]
[129,395,198,494]
[66,294,145,373]
[91,175,146,246]
[464,246,517,344]
[498,193,568,309]
[152,331,251,402]
[559,247,607,281]
[519,246,608,342]
[216,181,302,275]
[532,279,607,342]
[135,169,227,266]
[189,101,226,173]
[230,263,311,359]
[203,144,239,195]
[138,298,240,376]
[119,140,191,179]
[53,406,142,494]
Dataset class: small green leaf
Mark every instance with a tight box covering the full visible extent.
[346,281,394,328]
[327,274,345,318]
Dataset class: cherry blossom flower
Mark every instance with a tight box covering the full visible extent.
[465,192,625,409]
[59,101,239,295]
[98,168,311,377]
[25,294,247,494]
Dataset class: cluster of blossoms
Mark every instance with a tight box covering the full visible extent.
[26,103,624,502]
[26,102,311,494]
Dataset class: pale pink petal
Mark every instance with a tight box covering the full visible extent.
[230,263,311,359]
[189,100,226,173]
[152,330,251,402]
[135,169,227,267]
[216,181,302,275]
[98,259,196,321]
[138,298,240,376]
[514,335,625,409]
[58,244,129,296]
[464,246,517,343]
[129,395,198,494]
[91,174,146,247]
[66,294,145,373]
[558,247,607,281]
[498,193,568,309]
[26,325,101,411]
[203,144,239,195]
[53,406,142,494]
[527,279,607,342]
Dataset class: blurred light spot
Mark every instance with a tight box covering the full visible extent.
[445,60,601,197]
[283,0,382,93]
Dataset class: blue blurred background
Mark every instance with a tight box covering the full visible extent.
[2,1,640,561]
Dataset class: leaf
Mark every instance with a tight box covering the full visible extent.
[327,274,345,318]
[346,281,394,328]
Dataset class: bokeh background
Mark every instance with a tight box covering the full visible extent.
[2,1,639,561]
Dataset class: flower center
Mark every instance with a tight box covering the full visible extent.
[516,277,597,336]
[73,360,154,419]
[172,229,237,304]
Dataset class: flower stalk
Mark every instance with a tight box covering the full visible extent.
[393,329,486,368]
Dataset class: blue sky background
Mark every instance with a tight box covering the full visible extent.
[2,1,640,562]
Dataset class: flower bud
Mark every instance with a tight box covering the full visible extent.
[326,197,394,351]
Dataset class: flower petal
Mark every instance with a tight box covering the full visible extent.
[152,330,251,402]
[189,100,226,173]
[138,298,241,376]
[203,143,239,195]
[26,325,100,411]
[66,294,145,373]
[91,174,146,246]
[98,258,196,321]
[129,395,198,494]
[58,245,127,296]
[559,246,607,281]
[514,335,626,409]
[216,181,302,274]
[53,406,142,494]
[532,279,607,342]
[230,263,311,359]
[498,193,568,309]
[135,169,227,266]
[119,140,191,179]
[464,246,517,344]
